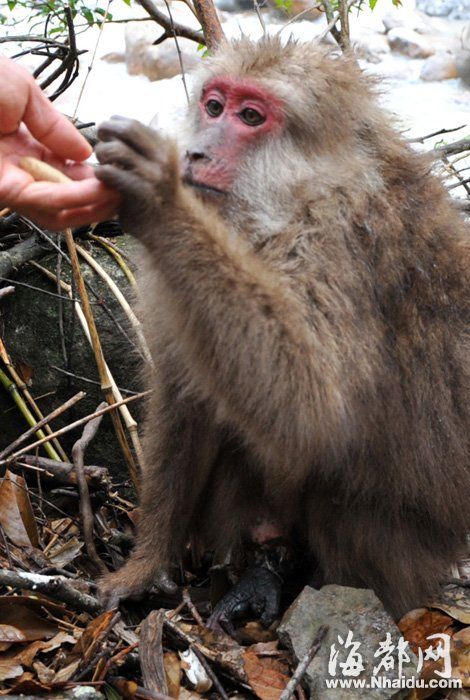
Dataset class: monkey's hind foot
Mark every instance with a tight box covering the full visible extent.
[208,566,281,635]
[99,566,177,610]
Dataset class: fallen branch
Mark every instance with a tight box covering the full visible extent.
[435,138,470,157]
[0,235,49,278]
[0,568,100,614]
[19,455,108,487]
[140,610,169,696]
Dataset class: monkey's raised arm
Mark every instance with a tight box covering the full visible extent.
[96,118,379,479]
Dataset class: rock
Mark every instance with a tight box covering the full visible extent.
[456,25,470,85]
[353,34,391,64]
[382,9,428,34]
[416,0,470,20]
[278,586,418,699]
[0,235,143,480]
[215,0,253,11]
[124,22,199,81]
[420,52,458,80]
[387,27,435,59]
[456,49,470,84]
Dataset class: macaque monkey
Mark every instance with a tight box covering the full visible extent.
[95,37,470,621]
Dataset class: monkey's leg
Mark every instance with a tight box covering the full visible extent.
[305,495,455,618]
[100,391,219,608]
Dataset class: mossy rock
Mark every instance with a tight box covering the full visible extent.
[0,234,145,481]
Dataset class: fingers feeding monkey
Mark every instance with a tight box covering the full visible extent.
[95,36,470,622]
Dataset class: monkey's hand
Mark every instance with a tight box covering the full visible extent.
[207,566,281,635]
[95,116,179,236]
[99,562,177,610]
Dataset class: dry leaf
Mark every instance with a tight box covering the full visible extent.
[47,536,83,567]
[49,518,75,536]
[243,650,289,700]
[399,608,454,653]
[16,360,33,385]
[0,625,27,643]
[32,659,55,684]
[0,594,66,619]
[178,689,203,700]
[164,651,181,698]
[238,622,278,645]
[451,627,470,688]
[0,471,39,548]
[0,604,57,641]
[12,631,76,668]
[70,609,115,665]
[1,670,52,695]
[0,658,23,682]
[431,589,470,625]
[53,658,81,683]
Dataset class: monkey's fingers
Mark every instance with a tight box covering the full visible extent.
[153,570,178,595]
[97,116,162,160]
[95,140,141,172]
[95,165,146,202]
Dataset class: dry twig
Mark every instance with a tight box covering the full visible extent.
[279,624,329,700]
[0,391,147,466]
[0,390,85,460]
[72,402,109,575]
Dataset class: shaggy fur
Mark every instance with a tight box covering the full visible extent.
[96,36,470,617]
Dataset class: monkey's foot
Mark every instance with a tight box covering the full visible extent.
[207,566,281,634]
[99,566,177,610]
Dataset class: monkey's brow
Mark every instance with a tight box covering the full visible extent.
[201,76,284,107]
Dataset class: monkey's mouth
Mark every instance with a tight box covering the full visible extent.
[182,174,227,197]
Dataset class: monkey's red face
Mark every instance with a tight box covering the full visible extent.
[183,77,285,195]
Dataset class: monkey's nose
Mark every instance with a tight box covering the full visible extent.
[187,150,210,163]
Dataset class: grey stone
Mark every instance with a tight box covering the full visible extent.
[278,585,418,699]
[416,0,470,19]
[420,52,458,80]
[387,27,435,58]
[382,9,428,34]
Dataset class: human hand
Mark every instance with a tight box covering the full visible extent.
[0,57,120,229]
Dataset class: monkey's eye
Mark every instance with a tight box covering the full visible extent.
[205,99,224,118]
[239,107,265,126]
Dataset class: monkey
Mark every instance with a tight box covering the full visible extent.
[94,36,470,623]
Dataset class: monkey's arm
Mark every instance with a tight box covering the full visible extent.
[96,119,377,477]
